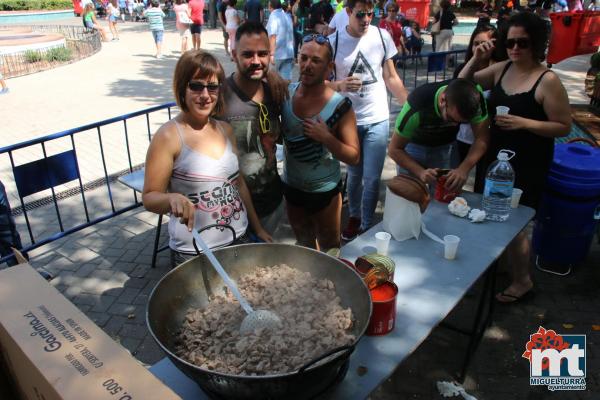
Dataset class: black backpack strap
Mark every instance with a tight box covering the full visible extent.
[333,30,339,81]
[325,97,352,129]
[376,27,387,68]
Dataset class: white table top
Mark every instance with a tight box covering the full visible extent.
[118,168,145,193]
[150,192,535,399]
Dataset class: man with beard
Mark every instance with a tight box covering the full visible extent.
[328,0,408,241]
[280,34,359,252]
[220,21,285,236]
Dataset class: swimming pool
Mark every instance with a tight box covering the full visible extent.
[0,10,75,25]
[453,21,478,36]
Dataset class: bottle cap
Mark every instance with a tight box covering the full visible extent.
[497,149,516,161]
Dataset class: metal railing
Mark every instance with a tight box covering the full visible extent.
[0,25,102,79]
[396,49,467,90]
[0,102,177,265]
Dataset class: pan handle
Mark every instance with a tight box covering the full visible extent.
[192,224,237,256]
[298,345,354,374]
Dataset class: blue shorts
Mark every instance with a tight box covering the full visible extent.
[152,29,164,43]
[190,23,202,34]
[109,15,118,22]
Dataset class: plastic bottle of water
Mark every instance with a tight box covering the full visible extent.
[482,149,515,222]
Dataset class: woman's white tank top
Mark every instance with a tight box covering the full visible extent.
[168,119,248,254]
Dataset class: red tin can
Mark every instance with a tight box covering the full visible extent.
[366,281,398,336]
[434,175,460,203]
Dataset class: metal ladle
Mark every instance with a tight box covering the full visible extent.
[191,229,282,335]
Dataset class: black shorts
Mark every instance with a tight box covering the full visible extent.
[283,180,342,214]
[221,25,229,39]
[190,23,202,34]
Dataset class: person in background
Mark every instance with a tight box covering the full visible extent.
[143,51,272,268]
[267,0,295,80]
[328,0,408,240]
[127,0,135,20]
[217,0,231,58]
[188,0,205,50]
[0,53,8,95]
[309,0,334,34]
[476,0,493,27]
[453,23,506,165]
[245,0,264,23]
[432,0,458,63]
[326,0,349,34]
[379,2,406,60]
[281,34,359,252]
[220,22,288,237]
[496,0,513,33]
[225,0,241,54]
[459,12,571,303]
[83,3,109,41]
[118,0,127,21]
[143,0,166,58]
[106,0,120,40]
[174,0,192,53]
[292,0,310,57]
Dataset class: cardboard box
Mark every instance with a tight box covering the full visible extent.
[0,264,181,400]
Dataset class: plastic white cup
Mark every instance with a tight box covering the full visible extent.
[375,232,392,255]
[496,106,510,115]
[511,188,523,208]
[443,235,460,260]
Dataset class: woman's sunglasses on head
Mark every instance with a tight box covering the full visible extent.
[302,34,333,53]
[188,81,221,94]
[505,38,530,49]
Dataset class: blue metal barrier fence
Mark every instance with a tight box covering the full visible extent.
[0,102,177,265]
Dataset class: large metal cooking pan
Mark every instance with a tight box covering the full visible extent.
[147,243,371,400]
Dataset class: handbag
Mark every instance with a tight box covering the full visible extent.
[431,10,442,34]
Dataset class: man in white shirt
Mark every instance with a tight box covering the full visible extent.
[266,0,294,80]
[328,0,408,240]
[326,4,349,35]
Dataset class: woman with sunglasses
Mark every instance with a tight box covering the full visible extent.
[143,51,272,268]
[459,12,571,303]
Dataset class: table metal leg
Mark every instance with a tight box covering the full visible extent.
[151,214,163,269]
[439,262,498,382]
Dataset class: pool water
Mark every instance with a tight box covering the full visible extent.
[453,21,478,36]
[0,10,74,25]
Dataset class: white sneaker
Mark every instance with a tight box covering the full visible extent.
[156,54,162,59]
[0,88,9,95]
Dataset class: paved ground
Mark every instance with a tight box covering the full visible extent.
[1,17,598,399]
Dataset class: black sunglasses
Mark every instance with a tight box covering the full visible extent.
[505,38,530,49]
[355,10,374,19]
[188,81,221,94]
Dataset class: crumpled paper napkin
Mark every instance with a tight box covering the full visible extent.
[436,381,478,400]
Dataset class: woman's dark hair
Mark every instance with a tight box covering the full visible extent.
[229,0,237,7]
[173,51,225,115]
[270,0,282,9]
[299,0,311,11]
[386,2,398,12]
[465,23,506,63]
[440,0,451,10]
[175,0,184,5]
[505,11,549,62]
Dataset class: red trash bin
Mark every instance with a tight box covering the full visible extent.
[398,0,431,29]
[576,11,600,55]
[547,12,583,64]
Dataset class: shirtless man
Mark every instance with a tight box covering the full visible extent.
[280,34,359,251]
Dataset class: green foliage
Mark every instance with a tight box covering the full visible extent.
[45,46,72,62]
[0,0,73,11]
[23,49,43,63]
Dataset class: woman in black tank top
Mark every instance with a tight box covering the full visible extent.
[458,12,572,303]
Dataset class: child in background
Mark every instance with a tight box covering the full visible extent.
[225,0,240,53]
[144,0,166,58]
[409,21,423,55]
[83,3,109,41]
[0,55,8,95]
[107,0,120,40]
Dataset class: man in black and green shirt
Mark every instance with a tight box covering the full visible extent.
[388,78,489,191]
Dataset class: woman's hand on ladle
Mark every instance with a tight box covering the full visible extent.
[170,193,196,231]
